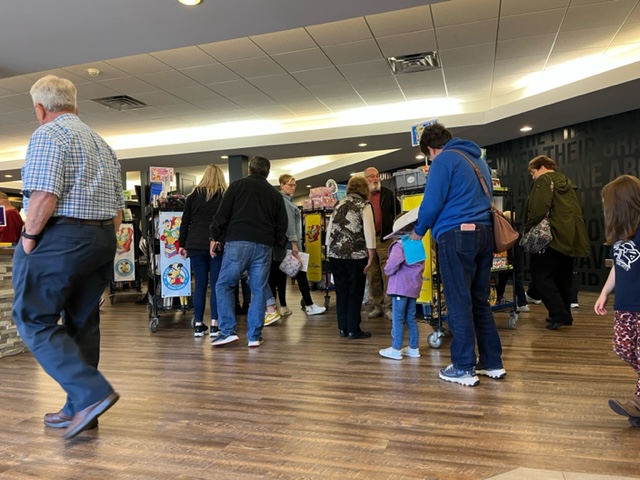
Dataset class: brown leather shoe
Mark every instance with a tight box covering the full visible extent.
[44,409,99,429]
[367,306,383,318]
[63,392,119,440]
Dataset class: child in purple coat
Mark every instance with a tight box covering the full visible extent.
[379,237,425,360]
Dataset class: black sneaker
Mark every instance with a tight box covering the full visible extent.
[194,324,209,337]
[209,325,220,338]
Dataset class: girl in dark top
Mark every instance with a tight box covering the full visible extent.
[595,175,640,426]
[179,164,227,337]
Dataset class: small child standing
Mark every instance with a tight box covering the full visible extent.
[379,237,424,360]
[594,175,640,427]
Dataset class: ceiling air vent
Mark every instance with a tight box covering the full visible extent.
[92,95,148,111]
[387,51,440,75]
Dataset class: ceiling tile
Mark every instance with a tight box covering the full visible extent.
[338,60,393,81]
[498,10,565,41]
[0,94,32,110]
[628,4,640,22]
[291,67,346,87]
[181,64,241,84]
[313,98,367,111]
[132,92,185,107]
[306,82,357,97]
[0,76,36,94]
[553,26,618,52]
[282,100,332,115]
[546,47,605,67]
[150,46,217,70]
[376,30,438,58]
[225,56,286,78]
[306,17,373,46]
[250,28,317,55]
[446,77,493,96]
[75,82,120,100]
[611,21,640,45]
[436,19,498,50]
[395,70,444,89]
[272,49,334,73]
[96,77,157,95]
[167,85,222,103]
[227,93,278,108]
[401,84,447,100]
[491,72,529,90]
[366,6,432,37]
[155,103,208,116]
[350,77,401,95]
[500,0,570,16]
[493,55,547,76]
[563,0,637,31]
[209,80,263,97]
[138,71,201,90]
[432,0,499,27]
[322,40,383,66]
[438,44,496,67]
[444,62,495,83]
[496,35,556,60]
[198,97,244,112]
[104,54,172,75]
[249,74,302,93]
[250,105,295,117]
[361,90,406,105]
[199,37,265,62]
[269,88,317,103]
[62,61,129,82]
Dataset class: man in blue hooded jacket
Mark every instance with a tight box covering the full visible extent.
[409,122,504,387]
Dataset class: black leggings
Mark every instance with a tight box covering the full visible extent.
[269,260,315,307]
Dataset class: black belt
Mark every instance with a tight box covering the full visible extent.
[47,217,113,226]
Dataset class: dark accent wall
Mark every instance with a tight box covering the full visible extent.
[485,108,640,292]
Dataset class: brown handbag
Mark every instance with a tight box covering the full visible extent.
[452,150,519,253]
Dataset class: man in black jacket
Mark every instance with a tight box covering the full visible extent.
[209,156,288,347]
[364,167,400,319]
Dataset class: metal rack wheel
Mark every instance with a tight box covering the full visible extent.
[149,318,159,333]
[507,312,518,330]
[427,331,444,349]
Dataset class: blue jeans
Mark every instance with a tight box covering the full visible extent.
[215,241,272,341]
[391,295,418,350]
[437,224,503,371]
[12,223,116,415]
[189,253,222,323]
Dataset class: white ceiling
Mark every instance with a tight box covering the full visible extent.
[2,0,640,189]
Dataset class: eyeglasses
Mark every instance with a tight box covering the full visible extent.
[284,182,296,188]
[364,174,379,179]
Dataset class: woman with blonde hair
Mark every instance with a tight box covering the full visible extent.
[179,164,227,337]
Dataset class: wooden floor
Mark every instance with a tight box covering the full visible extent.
[1,287,639,480]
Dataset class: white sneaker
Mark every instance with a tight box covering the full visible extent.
[401,346,421,358]
[379,347,402,360]
[516,304,530,312]
[476,366,507,379]
[264,311,281,326]
[248,338,263,348]
[305,304,326,316]
[280,306,293,316]
[525,293,542,305]
[570,303,579,309]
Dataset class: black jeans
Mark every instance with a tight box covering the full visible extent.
[329,257,367,334]
[529,247,574,324]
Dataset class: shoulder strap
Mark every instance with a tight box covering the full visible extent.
[450,149,494,206]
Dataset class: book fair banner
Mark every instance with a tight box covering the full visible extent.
[304,213,322,282]
[113,223,136,282]
[158,211,191,298]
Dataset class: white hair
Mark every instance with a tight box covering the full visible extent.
[30,75,77,112]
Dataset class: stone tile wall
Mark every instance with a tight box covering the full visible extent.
[0,253,25,358]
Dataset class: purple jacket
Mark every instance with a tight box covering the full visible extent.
[384,240,424,298]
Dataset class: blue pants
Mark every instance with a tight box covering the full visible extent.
[189,253,222,323]
[391,296,418,350]
[215,241,272,342]
[12,222,116,415]
[437,224,503,371]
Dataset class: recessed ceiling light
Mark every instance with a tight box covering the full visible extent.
[520,126,533,132]
[178,0,202,5]
[4,174,12,178]
[358,143,367,147]
[350,172,357,176]
[416,154,425,160]
[305,184,312,188]
[221,155,229,159]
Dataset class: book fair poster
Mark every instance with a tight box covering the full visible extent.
[113,223,136,282]
[158,211,191,298]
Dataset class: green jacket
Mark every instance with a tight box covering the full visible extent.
[524,171,590,257]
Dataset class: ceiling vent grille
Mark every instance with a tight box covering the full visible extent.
[92,95,148,111]
[387,51,440,74]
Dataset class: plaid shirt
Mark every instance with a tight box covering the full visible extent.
[22,114,125,219]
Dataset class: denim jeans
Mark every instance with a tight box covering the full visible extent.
[216,241,272,341]
[391,295,418,350]
[189,253,222,323]
[437,224,502,371]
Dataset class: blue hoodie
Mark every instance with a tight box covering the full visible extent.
[413,138,492,241]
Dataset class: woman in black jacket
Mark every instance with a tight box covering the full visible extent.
[179,164,227,337]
